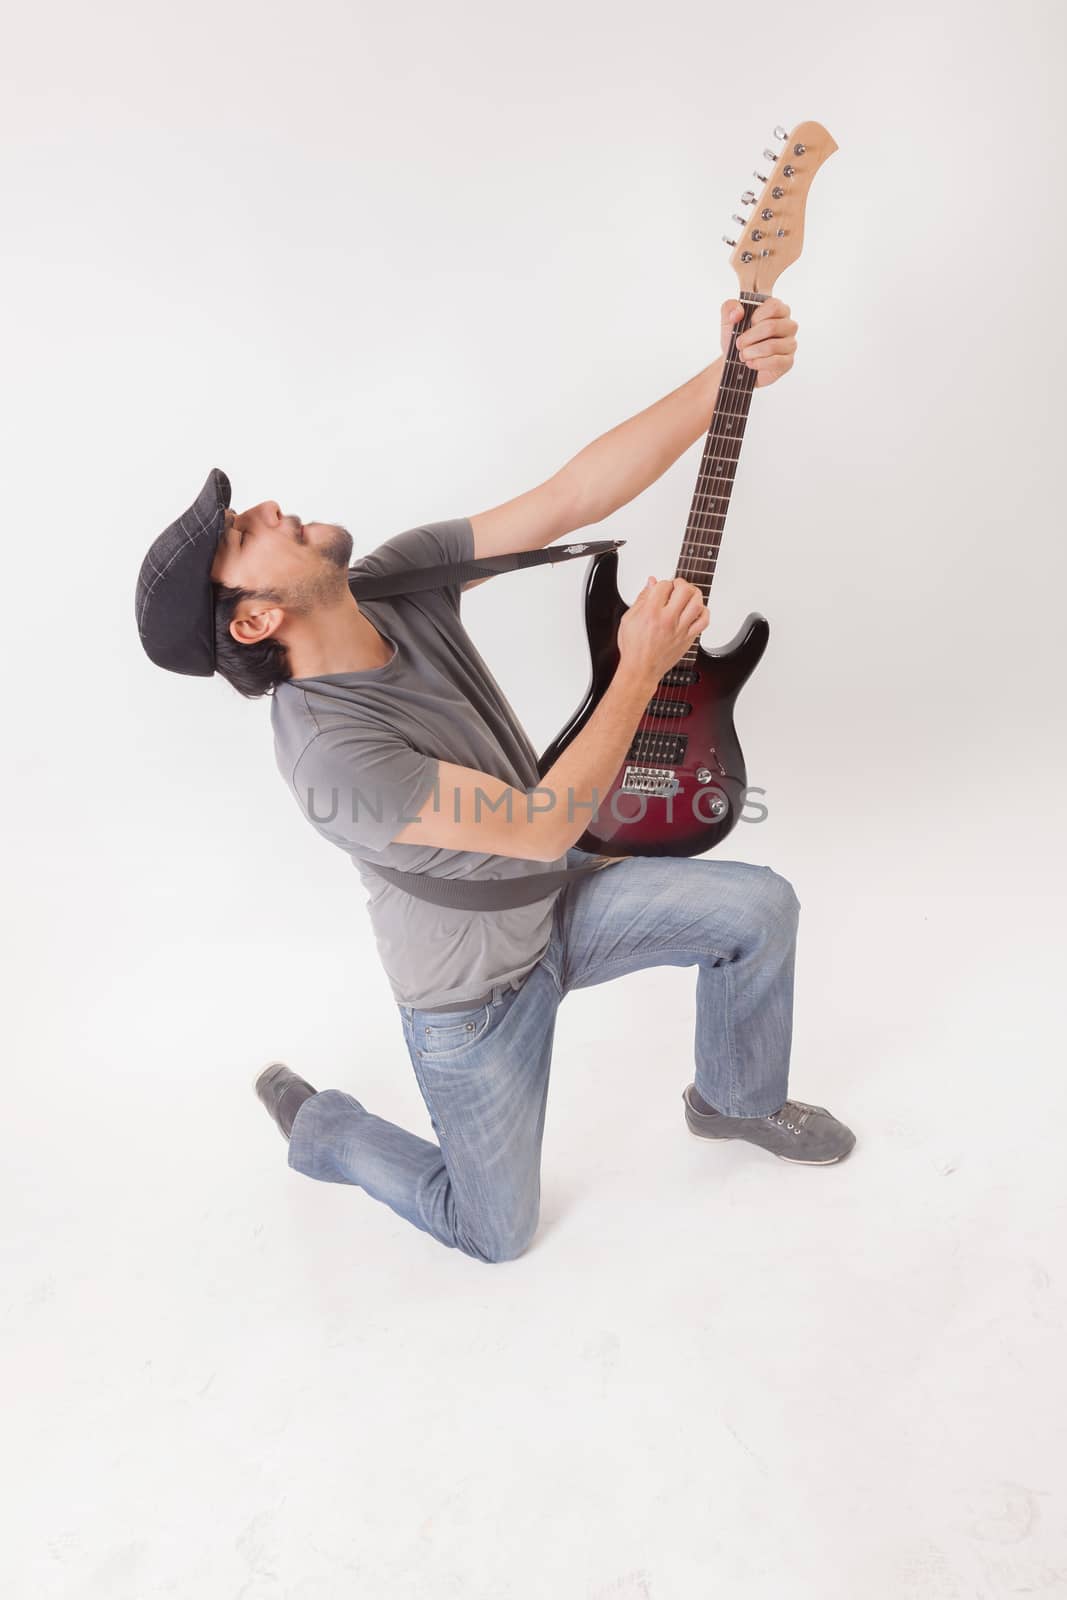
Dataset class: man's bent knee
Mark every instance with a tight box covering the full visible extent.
[457,1210,539,1265]
[762,865,801,924]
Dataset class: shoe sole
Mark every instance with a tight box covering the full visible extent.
[769,1146,854,1165]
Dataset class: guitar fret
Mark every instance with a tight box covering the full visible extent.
[671,302,760,594]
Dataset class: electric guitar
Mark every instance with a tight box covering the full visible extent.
[537,119,837,856]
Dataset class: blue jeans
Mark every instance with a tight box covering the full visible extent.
[286,847,800,1263]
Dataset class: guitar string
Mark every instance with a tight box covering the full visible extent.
[637,307,752,787]
[645,297,757,749]
[636,293,761,810]
[678,308,758,807]
[624,295,758,813]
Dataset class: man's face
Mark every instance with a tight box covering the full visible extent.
[210,500,354,609]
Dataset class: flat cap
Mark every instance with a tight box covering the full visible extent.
[135,467,231,676]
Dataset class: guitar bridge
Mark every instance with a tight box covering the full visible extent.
[620,764,680,798]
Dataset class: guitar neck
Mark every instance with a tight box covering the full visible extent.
[675,289,767,623]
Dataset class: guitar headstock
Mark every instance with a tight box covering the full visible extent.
[723,121,838,294]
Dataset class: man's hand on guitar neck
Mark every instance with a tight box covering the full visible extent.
[724,296,798,388]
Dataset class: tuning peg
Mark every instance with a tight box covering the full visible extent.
[740,189,756,206]
[731,213,746,226]
[774,124,789,141]
[722,235,738,248]
[762,148,778,164]
[753,169,768,183]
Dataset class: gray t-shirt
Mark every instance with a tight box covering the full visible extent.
[270,516,568,1008]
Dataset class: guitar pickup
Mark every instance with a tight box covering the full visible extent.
[658,667,699,687]
[643,698,691,719]
[626,731,687,765]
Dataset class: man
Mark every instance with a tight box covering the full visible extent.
[136,296,855,1267]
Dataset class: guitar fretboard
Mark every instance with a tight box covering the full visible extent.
[673,288,767,659]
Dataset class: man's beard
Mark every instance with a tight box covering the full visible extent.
[281,525,355,613]
[318,525,354,571]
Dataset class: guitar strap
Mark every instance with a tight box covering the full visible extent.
[348,537,630,911]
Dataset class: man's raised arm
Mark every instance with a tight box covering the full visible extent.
[463,297,798,590]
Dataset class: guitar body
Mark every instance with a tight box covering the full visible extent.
[537,548,769,856]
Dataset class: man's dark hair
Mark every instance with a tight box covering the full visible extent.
[212,583,292,699]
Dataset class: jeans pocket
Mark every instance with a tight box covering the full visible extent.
[419,1003,493,1058]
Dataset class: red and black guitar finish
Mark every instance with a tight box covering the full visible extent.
[537,120,837,857]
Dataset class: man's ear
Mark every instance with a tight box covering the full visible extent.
[229,603,286,648]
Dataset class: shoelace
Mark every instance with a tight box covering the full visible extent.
[765,1099,820,1136]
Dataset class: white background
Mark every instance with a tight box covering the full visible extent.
[3,1,1065,1595]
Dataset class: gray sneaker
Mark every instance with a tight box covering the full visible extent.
[255,1061,318,1143]
[682,1084,856,1165]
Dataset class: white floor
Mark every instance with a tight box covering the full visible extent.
[6,786,1066,1600]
